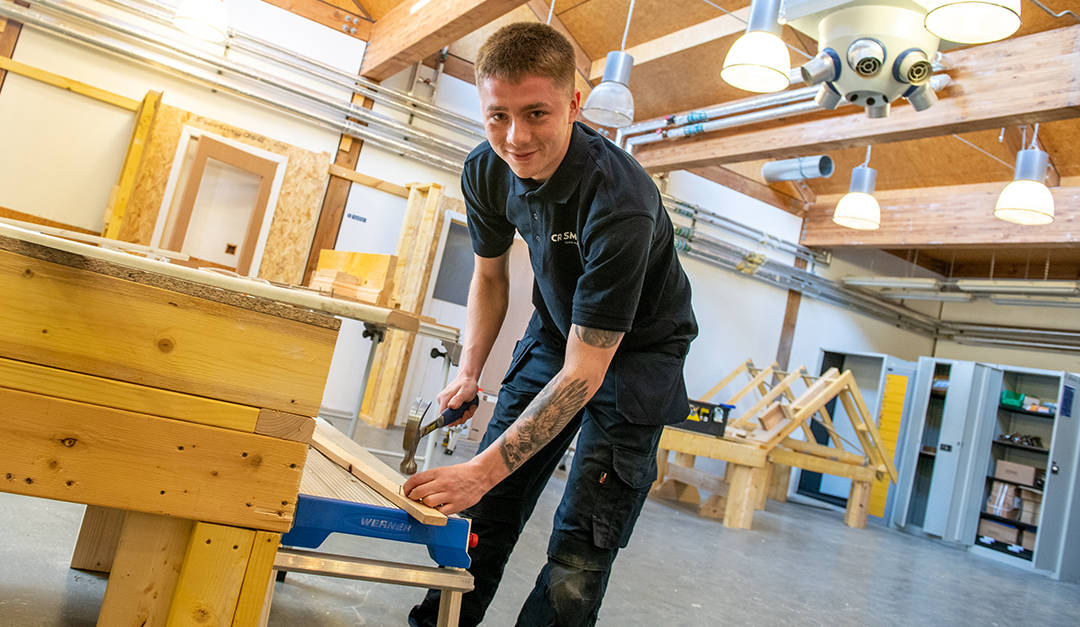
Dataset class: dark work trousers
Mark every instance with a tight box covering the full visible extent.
[408,336,663,627]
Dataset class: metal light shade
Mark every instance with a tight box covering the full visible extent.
[924,0,1021,44]
[582,51,634,128]
[833,165,880,230]
[173,0,229,42]
[995,148,1054,225]
[721,0,790,93]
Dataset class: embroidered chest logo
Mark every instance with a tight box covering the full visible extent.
[551,231,578,245]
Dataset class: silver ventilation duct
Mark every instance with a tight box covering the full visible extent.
[761,156,834,182]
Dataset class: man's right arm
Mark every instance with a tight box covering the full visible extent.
[437,251,511,416]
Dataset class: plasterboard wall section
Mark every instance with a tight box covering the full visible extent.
[0,0,364,230]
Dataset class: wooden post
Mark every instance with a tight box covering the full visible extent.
[767,463,790,502]
[437,590,463,627]
[652,448,670,492]
[70,505,126,573]
[756,464,771,510]
[845,481,872,529]
[167,522,256,625]
[723,463,766,529]
[99,512,194,626]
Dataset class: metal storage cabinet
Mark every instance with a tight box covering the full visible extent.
[893,358,1002,543]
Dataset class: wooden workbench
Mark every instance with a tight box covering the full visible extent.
[0,222,436,625]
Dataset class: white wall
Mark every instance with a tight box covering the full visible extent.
[0,0,364,230]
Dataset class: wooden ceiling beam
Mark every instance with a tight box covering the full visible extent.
[526,1,592,85]
[589,6,750,81]
[633,24,1080,172]
[360,0,528,81]
[1003,126,1061,187]
[260,0,371,40]
[801,182,1080,248]
[688,165,808,216]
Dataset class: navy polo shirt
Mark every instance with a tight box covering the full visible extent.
[462,122,698,425]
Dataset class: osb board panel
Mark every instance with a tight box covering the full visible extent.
[120,103,331,285]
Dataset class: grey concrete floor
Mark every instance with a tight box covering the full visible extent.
[3,419,1079,626]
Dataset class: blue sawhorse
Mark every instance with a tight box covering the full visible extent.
[271,494,474,627]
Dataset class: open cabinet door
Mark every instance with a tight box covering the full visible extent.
[1036,373,1080,579]
[922,361,978,538]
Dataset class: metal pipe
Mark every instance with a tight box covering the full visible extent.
[0,2,465,171]
[24,0,473,161]
[761,156,834,182]
[627,100,822,150]
[135,0,483,129]
[97,0,485,138]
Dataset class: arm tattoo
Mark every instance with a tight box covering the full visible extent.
[574,326,623,348]
[497,376,589,472]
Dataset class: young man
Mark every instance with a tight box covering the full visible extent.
[404,23,697,626]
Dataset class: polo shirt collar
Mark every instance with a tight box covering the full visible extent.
[510,122,588,204]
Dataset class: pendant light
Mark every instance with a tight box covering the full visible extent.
[721,0,790,93]
[924,0,1021,44]
[173,0,230,43]
[995,125,1054,225]
[582,0,636,127]
[833,146,880,230]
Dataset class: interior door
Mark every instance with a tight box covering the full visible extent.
[923,361,977,537]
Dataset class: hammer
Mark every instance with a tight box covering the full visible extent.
[400,395,479,475]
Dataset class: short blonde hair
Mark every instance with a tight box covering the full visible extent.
[475,22,575,93]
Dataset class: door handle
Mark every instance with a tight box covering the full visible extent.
[939,443,953,452]
[1051,461,1060,475]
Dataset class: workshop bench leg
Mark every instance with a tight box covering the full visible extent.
[845,480,872,529]
[438,589,463,627]
[723,463,767,529]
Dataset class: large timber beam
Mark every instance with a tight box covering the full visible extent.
[360,0,527,81]
[801,182,1080,248]
[589,6,749,81]
[261,0,371,40]
[634,25,1080,172]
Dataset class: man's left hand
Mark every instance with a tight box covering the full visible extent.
[402,458,500,515]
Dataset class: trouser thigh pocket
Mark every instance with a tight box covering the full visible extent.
[591,446,657,550]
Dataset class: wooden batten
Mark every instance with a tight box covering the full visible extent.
[0,387,307,532]
[658,428,768,468]
[254,408,316,443]
[167,522,255,625]
[99,512,194,625]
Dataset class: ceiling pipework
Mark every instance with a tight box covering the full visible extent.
[782,0,943,118]
[761,155,834,182]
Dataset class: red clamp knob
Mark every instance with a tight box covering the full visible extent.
[468,532,479,548]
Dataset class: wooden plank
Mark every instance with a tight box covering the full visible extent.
[778,437,867,466]
[259,0,371,40]
[0,55,139,110]
[728,362,777,404]
[767,462,790,502]
[0,387,307,532]
[776,257,808,369]
[0,249,337,415]
[664,461,727,496]
[232,531,282,627]
[168,522,255,626]
[438,590,463,627]
[688,165,807,216]
[70,505,126,573]
[0,356,259,433]
[697,360,749,403]
[255,409,316,443]
[791,368,840,412]
[103,90,161,239]
[845,480,872,529]
[756,401,791,432]
[802,183,1080,248]
[634,25,1080,172]
[312,418,447,525]
[300,447,394,507]
[328,163,410,197]
[588,6,749,81]
[723,464,766,529]
[99,512,194,626]
[799,370,844,452]
[0,15,23,94]
[658,427,768,468]
[767,447,876,483]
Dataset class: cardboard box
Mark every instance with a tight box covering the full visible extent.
[1019,497,1042,524]
[986,480,1019,518]
[979,519,1019,544]
[1021,530,1037,551]
[994,459,1039,486]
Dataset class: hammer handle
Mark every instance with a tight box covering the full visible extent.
[421,396,479,437]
